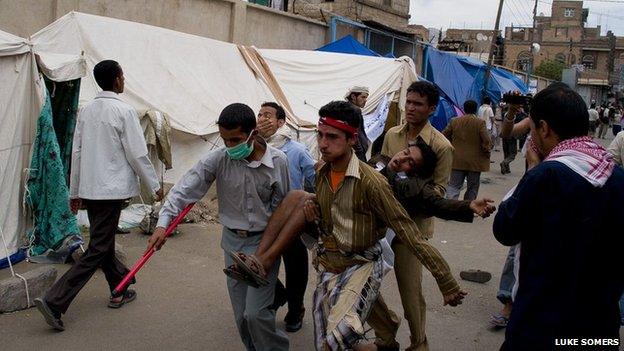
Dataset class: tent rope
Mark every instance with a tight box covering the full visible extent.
[0,225,32,308]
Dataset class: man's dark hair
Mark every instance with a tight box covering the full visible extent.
[590,103,596,109]
[318,101,361,136]
[93,60,122,91]
[407,81,440,107]
[464,100,478,114]
[530,82,589,140]
[261,102,286,120]
[482,96,491,105]
[409,138,437,179]
[217,103,257,134]
[346,92,362,104]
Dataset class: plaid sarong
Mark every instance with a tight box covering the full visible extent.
[312,242,391,351]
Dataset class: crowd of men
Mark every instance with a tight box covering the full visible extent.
[34,60,624,351]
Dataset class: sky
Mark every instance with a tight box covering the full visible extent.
[409,0,624,37]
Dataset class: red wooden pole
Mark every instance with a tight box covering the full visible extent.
[112,203,194,296]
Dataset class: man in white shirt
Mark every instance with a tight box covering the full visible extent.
[35,60,162,331]
[588,103,599,137]
[478,97,495,145]
[608,131,624,165]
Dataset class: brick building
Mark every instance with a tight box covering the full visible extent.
[438,29,500,62]
[503,0,624,102]
[292,0,423,59]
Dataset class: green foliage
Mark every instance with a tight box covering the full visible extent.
[534,59,566,81]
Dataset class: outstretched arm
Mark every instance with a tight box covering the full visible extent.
[368,177,465,305]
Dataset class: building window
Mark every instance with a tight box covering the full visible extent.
[582,54,595,70]
[564,8,575,17]
[383,0,391,6]
[555,53,567,64]
[517,51,532,72]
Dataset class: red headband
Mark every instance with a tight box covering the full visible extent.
[318,117,358,135]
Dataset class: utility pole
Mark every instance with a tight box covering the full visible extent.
[483,0,504,100]
[526,0,539,88]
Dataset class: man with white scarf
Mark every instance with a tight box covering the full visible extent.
[257,102,316,332]
[493,82,624,351]
[345,86,371,161]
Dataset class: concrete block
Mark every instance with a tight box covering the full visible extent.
[0,266,57,313]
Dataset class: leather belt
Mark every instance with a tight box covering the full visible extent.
[227,228,263,238]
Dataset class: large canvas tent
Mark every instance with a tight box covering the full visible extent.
[30,12,418,183]
[0,30,40,267]
[0,30,85,268]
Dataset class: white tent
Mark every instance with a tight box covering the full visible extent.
[30,11,418,183]
[0,30,42,266]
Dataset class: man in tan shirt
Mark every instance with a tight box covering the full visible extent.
[375,81,454,351]
[443,100,492,200]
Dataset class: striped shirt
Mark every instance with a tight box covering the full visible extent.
[315,153,459,295]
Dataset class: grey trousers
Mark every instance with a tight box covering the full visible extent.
[447,169,481,201]
[497,246,516,304]
[221,227,289,351]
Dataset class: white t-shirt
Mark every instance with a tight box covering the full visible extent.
[478,104,494,130]
[588,108,599,122]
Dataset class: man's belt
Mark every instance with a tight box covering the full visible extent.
[227,228,263,238]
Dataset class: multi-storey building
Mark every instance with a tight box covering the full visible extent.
[503,0,624,102]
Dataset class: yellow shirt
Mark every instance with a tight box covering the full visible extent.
[381,122,454,238]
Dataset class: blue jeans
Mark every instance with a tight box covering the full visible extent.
[497,246,516,304]
[620,294,624,325]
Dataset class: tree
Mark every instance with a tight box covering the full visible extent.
[534,59,566,81]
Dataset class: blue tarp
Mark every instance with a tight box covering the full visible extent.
[424,47,527,107]
[316,35,381,57]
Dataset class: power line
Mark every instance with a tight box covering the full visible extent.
[505,0,531,26]
[510,0,535,24]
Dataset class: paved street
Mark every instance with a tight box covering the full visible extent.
[1,135,622,351]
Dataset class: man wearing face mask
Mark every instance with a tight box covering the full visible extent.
[147,103,291,351]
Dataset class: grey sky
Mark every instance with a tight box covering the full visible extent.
[409,0,624,36]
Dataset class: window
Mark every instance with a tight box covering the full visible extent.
[555,53,567,64]
[564,8,575,18]
[383,0,391,6]
[582,55,595,70]
[517,51,532,72]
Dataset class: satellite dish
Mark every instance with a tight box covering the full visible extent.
[476,33,485,41]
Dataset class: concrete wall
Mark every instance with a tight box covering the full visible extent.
[0,0,328,49]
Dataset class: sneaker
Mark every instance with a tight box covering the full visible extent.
[460,269,492,283]
[34,298,65,331]
[284,307,305,333]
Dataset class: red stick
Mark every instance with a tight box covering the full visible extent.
[112,203,195,296]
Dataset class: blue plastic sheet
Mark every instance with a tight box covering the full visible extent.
[424,47,528,107]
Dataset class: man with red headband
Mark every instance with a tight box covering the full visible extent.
[226,101,466,350]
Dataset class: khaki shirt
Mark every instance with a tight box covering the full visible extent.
[442,114,492,172]
[315,153,459,295]
[381,122,453,238]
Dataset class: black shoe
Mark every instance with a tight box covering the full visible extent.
[34,298,65,331]
[376,344,400,351]
[284,307,305,333]
[460,269,492,283]
[268,280,287,311]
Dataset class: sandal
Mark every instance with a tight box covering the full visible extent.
[223,264,261,288]
[108,289,137,308]
[490,314,509,328]
[228,251,270,287]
